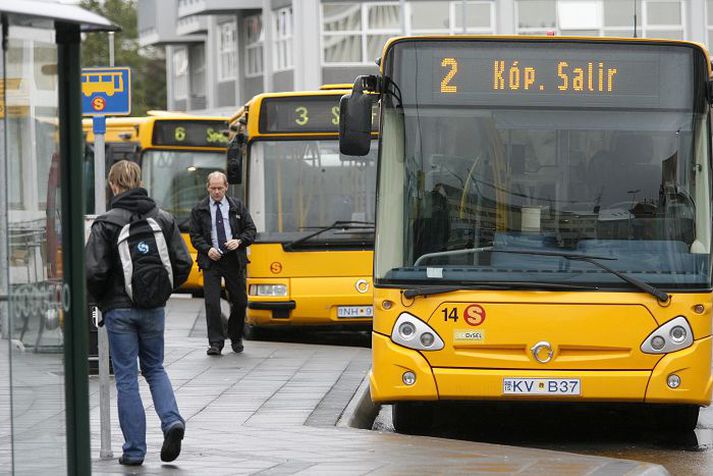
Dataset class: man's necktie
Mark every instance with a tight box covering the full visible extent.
[215,201,227,253]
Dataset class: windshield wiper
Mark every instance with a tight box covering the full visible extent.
[403,281,599,299]
[493,248,669,302]
[284,220,374,250]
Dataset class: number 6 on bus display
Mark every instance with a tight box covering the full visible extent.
[339,75,375,157]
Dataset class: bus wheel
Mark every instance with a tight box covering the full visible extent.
[656,405,699,432]
[243,324,267,341]
[392,402,434,435]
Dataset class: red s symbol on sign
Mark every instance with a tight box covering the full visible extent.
[464,304,486,326]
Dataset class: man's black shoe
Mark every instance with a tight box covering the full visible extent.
[206,344,222,356]
[118,455,143,466]
[231,339,244,353]
[160,422,185,462]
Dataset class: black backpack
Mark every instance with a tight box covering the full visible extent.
[104,208,174,308]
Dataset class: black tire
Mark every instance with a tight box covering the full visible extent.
[655,405,699,432]
[243,324,267,341]
[392,402,435,435]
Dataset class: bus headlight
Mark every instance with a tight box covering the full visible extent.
[249,284,288,297]
[670,326,687,344]
[391,313,444,351]
[641,316,693,354]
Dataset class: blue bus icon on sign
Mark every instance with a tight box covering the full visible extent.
[81,67,131,116]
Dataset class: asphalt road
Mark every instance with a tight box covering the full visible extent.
[373,401,713,476]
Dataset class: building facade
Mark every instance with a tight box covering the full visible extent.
[139,0,713,115]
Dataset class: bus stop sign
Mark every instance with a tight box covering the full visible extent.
[81,67,131,116]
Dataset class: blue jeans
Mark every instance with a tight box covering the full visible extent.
[105,307,184,460]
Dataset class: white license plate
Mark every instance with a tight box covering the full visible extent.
[337,306,373,318]
[503,378,581,395]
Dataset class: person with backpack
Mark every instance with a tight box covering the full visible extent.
[86,160,193,466]
[189,171,256,355]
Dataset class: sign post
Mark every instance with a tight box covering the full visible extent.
[82,66,131,461]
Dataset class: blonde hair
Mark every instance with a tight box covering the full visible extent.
[206,171,228,187]
[108,160,142,192]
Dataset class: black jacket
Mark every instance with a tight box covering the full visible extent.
[189,196,256,271]
[86,188,193,312]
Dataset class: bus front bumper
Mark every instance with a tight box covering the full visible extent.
[369,332,713,406]
[246,276,373,327]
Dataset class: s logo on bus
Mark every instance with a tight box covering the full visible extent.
[463,304,486,326]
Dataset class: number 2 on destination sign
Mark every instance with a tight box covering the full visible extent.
[441,58,458,93]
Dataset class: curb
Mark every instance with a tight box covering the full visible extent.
[336,370,381,430]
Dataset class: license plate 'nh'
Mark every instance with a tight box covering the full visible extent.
[503,378,581,395]
[337,306,373,318]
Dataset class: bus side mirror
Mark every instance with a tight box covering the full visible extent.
[339,77,373,156]
[226,133,244,185]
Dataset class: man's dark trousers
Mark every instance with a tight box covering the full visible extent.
[203,252,247,348]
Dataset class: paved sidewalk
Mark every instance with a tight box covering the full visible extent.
[2,296,669,475]
[89,297,666,475]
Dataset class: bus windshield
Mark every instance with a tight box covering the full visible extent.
[376,40,712,289]
[250,139,377,244]
[142,150,225,228]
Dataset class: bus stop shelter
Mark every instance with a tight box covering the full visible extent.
[0,2,114,475]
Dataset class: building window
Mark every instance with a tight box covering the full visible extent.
[515,0,684,38]
[218,20,237,81]
[273,7,293,71]
[245,14,264,77]
[321,1,495,65]
[173,47,188,100]
[322,2,365,63]
[189,43,205,97]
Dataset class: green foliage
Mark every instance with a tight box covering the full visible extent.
[80,0,166,115]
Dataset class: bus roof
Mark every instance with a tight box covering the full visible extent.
[379,35,712,77]
[320,83,353,90]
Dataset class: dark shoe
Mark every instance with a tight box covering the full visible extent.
[206,344,222,356]
[231,339,244,353]
[160,422,185,462]
[118,455,143,466]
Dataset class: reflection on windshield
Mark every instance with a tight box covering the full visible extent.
[253,140,377,237]
[376,109,711,288]
[142,150,227,224]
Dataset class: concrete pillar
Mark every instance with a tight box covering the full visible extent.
[690,0,706,43]
[263,0,274,92]
[293,0,321,90]
[498,0,515,35]
[165,45,175,111]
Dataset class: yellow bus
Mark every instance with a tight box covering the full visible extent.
[83,113,229,292]
[339,36,713,433]
[227,87,378,337]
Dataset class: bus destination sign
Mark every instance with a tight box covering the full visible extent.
[390,41,696,110]
[259,95,379,134]
[152,120,228,147]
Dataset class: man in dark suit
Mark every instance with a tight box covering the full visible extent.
[189,171,256,355]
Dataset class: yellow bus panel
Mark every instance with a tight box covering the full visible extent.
[370,288,713,405]
[246,243,372,327]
